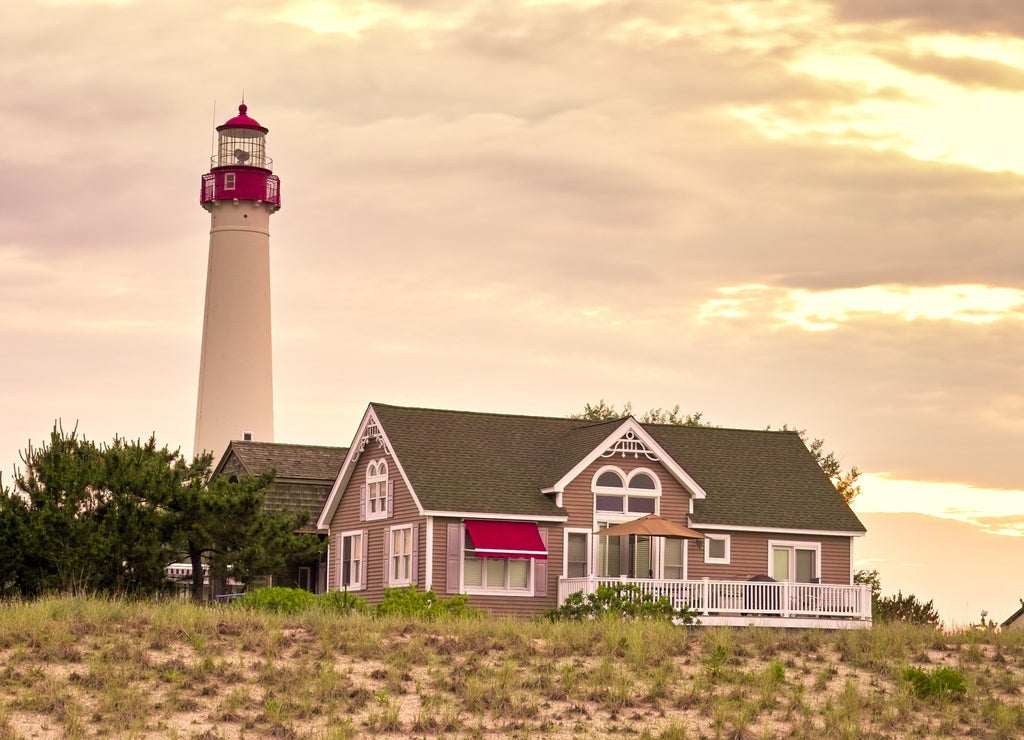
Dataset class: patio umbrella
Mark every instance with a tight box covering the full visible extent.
[595,514,703,539]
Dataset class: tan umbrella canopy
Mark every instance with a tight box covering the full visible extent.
[595,514,703,539]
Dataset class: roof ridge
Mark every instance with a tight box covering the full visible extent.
[370,401,589,426]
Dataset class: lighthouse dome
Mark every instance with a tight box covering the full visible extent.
[217,103,269,134]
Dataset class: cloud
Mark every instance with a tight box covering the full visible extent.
[827,0,1024,36]
[877,50,1024,91]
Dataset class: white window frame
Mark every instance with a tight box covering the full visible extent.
[339,530,364,591]
[462,553,533,595]
[591,465,661,517]
[563,528,592,578]
[389,525,414,586]
[224,172,236,190]
[704,533,731,565]
[767,540,822,582]
[365,460,388,521]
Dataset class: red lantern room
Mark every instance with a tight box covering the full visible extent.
[200,103,281,211]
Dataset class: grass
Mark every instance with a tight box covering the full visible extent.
[0,596,1022,737]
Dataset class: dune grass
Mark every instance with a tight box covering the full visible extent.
[0,596,1023,738]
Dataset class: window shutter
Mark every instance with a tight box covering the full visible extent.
[534,527,549,597]
[383,529,391,586]
[446,522,462,594]
[360,529,369,590]
[386,481,394,518]
[410,523,420,586]
[359,485,366,521]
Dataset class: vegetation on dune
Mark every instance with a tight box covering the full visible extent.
[0,596,1021,739]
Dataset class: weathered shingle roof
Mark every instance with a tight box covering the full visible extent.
[369,403,865,534]
[215,441,348,531]
[224,441,348,482]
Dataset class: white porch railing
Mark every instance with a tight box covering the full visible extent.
[557,576,872,622]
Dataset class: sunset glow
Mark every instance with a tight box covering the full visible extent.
[6,0,1024,624]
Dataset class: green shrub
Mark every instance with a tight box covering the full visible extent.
[901,666,967,700]
[317,589,369,614]
[377,587,481,619]
[547,583,698,624]
[878,592,941,627]
[233,587,317,614]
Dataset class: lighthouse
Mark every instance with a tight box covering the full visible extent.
[193,103,281,458]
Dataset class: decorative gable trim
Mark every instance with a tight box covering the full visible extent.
[549,417,708,499]
[600,428,659,461]
[317,404,425,530]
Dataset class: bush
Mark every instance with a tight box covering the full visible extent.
[232,587,317,614]
[877,592,941,627]
[547,583,697,624]
[902,666,967,700]
[377,586,481,619]
[317,589,369,614]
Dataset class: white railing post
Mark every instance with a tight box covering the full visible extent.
[782,581,791,617]
[701,577,710,615]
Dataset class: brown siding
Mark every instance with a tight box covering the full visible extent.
[428,516,560,617]
[686,531,853,584]
[327,439,425,601]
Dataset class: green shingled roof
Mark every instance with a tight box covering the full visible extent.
[646,425,865,533]
[372,404,579,518]
[368,403,865,534]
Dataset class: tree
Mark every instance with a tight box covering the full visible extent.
[854,569,940,627]
[4,423,321,600]
[166,469,321,600]
[571,401,861,504]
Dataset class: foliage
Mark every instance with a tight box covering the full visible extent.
[548,583,698,624]
[854,569,941,627]
[572,401,861,503]
[377,586,481,619]
[877,591,941,627]
[317,589,369,614]
[233,586,317,614]
[0,423,321,600]
[571,400,710,427]
[901,666,967,700]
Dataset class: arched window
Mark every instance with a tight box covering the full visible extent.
[592,466,661,514]
[366,460,388,520]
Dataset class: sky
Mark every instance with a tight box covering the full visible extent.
[3,0,1024,627]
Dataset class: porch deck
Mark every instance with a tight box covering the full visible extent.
[557,576,873,629]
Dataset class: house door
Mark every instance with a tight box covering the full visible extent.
[771,545,818,582]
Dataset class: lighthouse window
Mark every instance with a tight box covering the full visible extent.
[224,173,236,190]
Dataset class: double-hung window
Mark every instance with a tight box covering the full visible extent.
[339,530,365,590]
[389,525,414,585]
[565,530,590,578]
[365,460,388,520]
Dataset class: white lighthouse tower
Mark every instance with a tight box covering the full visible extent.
[193,103,281,458]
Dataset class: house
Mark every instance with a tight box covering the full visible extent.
[317,403,871,628]
[1001,601,1024,630]
[214,440,347,593]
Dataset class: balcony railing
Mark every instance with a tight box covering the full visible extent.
[557,576,872,622]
